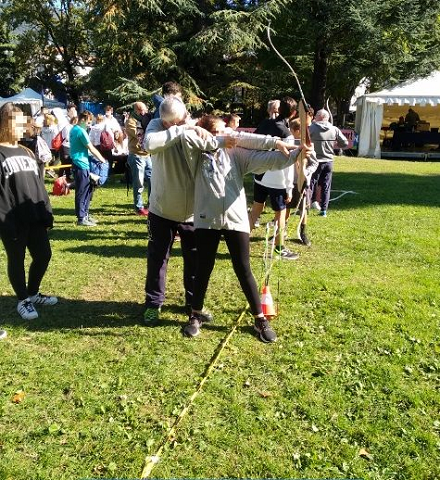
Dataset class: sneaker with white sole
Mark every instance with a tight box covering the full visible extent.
[311,201,321,211]
[254,317,277,343]
[17,299,38,320]
[77,217,97,227]
[183,311,213,337]
[30,293,58,306]
[274,246,299,260]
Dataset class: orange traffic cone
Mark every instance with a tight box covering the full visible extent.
[261,284,277,319]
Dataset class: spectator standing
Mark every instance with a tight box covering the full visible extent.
[70,112,107,226]
[405,108,420,132]
[152,81,183,119]
[89,114,105,148]
[224,113,241,131]
[267,99,280,119]
[126,102,152,216]
[309,109,348,217]
[0,103,57,320]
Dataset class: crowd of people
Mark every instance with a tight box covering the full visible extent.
[0,81,349,343]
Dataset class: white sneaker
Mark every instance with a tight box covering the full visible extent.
[90,173,100,185]
[17,299,39,320]
[0,329,7,340]
[30,293,58,306]
[311,201,321,211]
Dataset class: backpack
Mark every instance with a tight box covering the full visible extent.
[52,176,70,196]
[35,136,52,164]
[100,129,115,151]
[51,131,63,151]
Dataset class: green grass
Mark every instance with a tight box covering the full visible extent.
[0,157,439,480]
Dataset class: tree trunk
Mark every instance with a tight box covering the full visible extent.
[310,40,329,114]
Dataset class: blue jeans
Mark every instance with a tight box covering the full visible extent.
[127,153,152,210]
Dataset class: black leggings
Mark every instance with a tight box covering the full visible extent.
[192,229,262,316]
[1,223,52,301]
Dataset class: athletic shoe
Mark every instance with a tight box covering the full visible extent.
[274,247,299,260]
[29,293,58,306]
[300,231,311,247]
[86,215,98,225]
[77,217,97,227]
[254,317,277,343]
[17,299,38,320]
[89,173,100,185]
[0,329,7,340]
[143,307,161,326]
[137,207,149,217]
[254,217,260,227]
[183,310,213,337]
[319,210,327,217]
[311,201,321,211]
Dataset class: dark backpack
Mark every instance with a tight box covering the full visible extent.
[100,129,114,151]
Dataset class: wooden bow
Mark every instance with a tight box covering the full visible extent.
[266,23,312,240]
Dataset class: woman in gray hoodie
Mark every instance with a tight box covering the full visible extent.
[182,115,314,343]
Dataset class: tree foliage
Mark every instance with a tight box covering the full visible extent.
[1,0,440,122]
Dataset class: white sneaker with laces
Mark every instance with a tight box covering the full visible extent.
[17,299,39,320]
[30,293,58,306]
[311,201,321,211]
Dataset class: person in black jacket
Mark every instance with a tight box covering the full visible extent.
[0,103,58,321]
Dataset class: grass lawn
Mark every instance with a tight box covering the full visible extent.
[0,157,439,480]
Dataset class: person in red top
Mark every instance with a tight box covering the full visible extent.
[0,103,57,321]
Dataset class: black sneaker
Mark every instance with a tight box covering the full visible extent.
[183,311,213,337]
[254,317,277,343]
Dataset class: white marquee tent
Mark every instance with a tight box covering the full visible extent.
[355,71,440,157]
[0,87,65,116]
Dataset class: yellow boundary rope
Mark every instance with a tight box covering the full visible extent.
[44,163,72,171]
[140,308,248,479]
[140,229,280,478]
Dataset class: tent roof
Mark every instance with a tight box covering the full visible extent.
[1,87,65,108]
[357,71,440,106]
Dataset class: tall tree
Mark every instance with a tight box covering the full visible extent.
[3,0,93,104]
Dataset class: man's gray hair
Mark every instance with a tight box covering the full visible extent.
[315,109,330,122]
[159,97,187,123]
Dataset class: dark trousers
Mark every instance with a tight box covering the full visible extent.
[310,161,333,211]
[74,168,93,220]
[145,212,196,308]
[1,223,52,301]
[192,229,262,316]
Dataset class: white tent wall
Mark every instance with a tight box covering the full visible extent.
[357,98,383,158]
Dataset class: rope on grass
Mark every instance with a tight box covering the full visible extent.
[140,308,248,479]
[329,190,358,202]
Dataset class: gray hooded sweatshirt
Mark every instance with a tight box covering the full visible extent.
[183,131,302,233]
[309,121,348,162]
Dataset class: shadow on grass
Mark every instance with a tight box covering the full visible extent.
[243,172,440,209]
[0,297,234,334]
